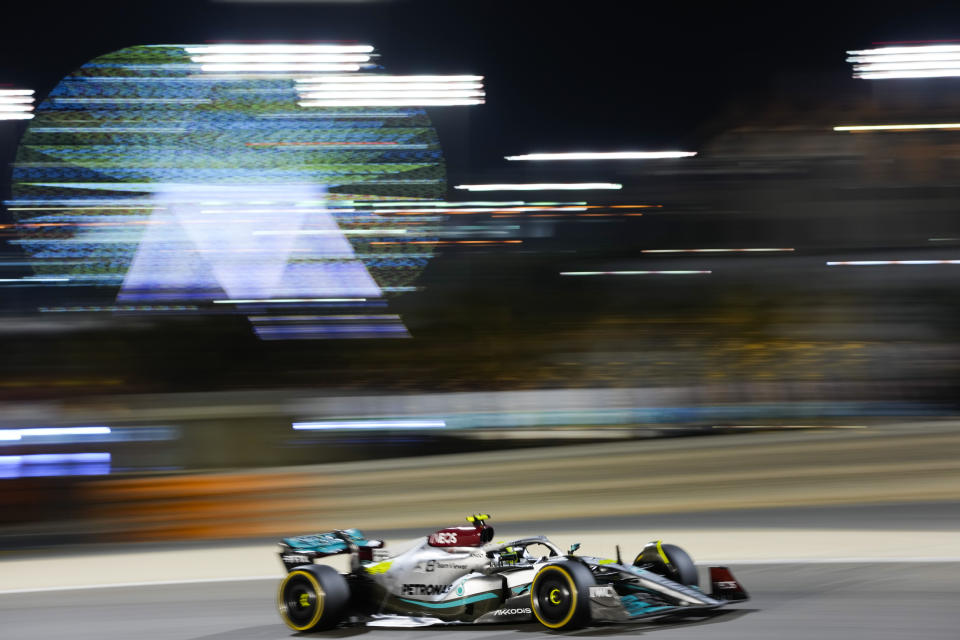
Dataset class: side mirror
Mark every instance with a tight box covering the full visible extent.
[568,542,581,555]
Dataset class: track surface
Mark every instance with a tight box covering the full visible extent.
[2,561,958,640]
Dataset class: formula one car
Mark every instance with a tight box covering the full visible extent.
[276,514,748,632]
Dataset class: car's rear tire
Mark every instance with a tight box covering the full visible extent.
[277,564,350,632]
[634,541,699,587]
[529,561,595,630]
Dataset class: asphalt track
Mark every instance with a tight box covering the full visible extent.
[2,561,958,640]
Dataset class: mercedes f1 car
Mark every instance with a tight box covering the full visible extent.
[276,514,748,631]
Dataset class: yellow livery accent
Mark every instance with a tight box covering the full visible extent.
[277,570,325,632]
[530,565,578,629]
[655,540,672,566]
[364,560,393,575]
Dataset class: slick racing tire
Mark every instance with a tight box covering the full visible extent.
[635,542,699,587]
[530,561,596,630]
[277,564,350,632]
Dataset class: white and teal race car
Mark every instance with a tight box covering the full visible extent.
[276,514,748,632]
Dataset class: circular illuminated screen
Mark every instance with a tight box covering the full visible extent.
[11,45,453,321]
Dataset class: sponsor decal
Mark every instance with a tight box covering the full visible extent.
[437,562,468,570]
[282,554,312,565]
[589,585,617,598]
[715,581,738,590]
[429,531,458,545]
[493,607,531,616]
[401,584,452,596]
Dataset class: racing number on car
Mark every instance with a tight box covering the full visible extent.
[416,560,437,572]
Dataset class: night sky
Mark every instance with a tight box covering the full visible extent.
[4,0,960,173]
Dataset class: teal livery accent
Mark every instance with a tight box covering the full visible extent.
[283,528,370,554]
[511,585,529,595]
[398,592,499,609]
[620,594,674,616]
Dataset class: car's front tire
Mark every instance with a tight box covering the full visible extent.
[529,561,596,630]
[277,564,350,632]
[634,541,699,587]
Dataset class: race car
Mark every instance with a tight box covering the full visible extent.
[276,514,748,631]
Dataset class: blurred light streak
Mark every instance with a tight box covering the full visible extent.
[301,91,483,99]
[834,123,960,131]
[249,314,399,321]
[212,297,367,303]
[300,98,483,106]
[296,75,481,83]
[297,74,484,107]
[2,426,111,437]
[505,151,696,161]
[251,229,409,235]
[560,270,712,275]
[293,419,446,430]
[0,453,111,478]
[40,305,197,312]
[455,183,622,191]
[368,206,587,214]
[191,54,371,63]
[0,89,35,120]
[369,240,522,245]
[201,64,363,72]
[848,45,960,79]
[827,260,960,266]
[642,248,794,253]
[720,425,867,430]
[184,45,375,54]
[929,238,959,242]
[0,453,111,463]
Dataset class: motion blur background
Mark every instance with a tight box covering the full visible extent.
[1,0,960,605]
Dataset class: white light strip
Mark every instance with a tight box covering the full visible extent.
[846,45,960,79]
[849,52,960,63]
[300,83,482,92]
[251,229,407,235]
[0,453,111,465]
[849,45,960,55]
[642,248,794,253]
[191,54,370,63]
[560,270,712,275]
[834,123,960,131]
[212,298,367,304]
[855,61,960,72]
[506,151,697,161]
[0,88,34,120]
[0,426,111,438]
[296,75,482,83]
[201,63,362,72]
[299,90,484,99]
[856,69,960,79]
[185,45,374,54]
[455,183,622,191]
[299,98,483,106]
[827,260,960,266]
[293,420,446,430]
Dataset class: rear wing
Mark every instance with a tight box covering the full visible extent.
[279,528,384,571]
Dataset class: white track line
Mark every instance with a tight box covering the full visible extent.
[3,557,960,595]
